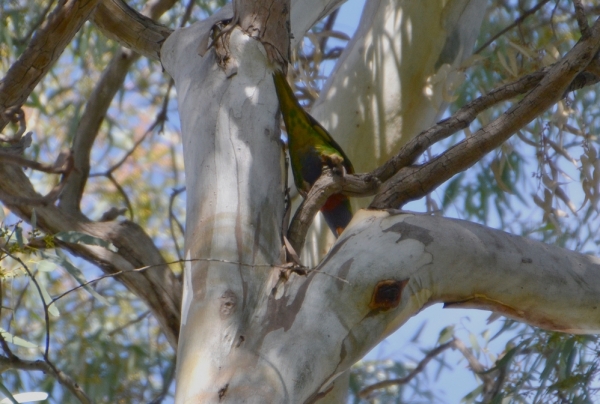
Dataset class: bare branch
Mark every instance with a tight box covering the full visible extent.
[357,341,454,399]
[0,149,72,174]
[0,0,102,131]
[474,0,553,54]
[371,17,600,209]
[90,0,173,60]
[0,163,182,349]
[0,145,74,207]
[59,48,138,212]
[371,67,549,183]
[574,0,591,39]
[0,249,92,404]
[60,0,177,212]
[287,168,379,253]
[0,339,92,404]
[288,16,600,248]
[451,338,506,402]
[168,187,186,265]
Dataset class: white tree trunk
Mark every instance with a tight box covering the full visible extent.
[162,19,285,402]
[161,1,600,403]
[301,0,487,266]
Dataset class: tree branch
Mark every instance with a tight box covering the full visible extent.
[573,0,591,39]
[287,168,379,253]
[0,0,102,131]
[0,253,92,404]
[370,17,600,209]
[357,340,454,399]
[288,16,600,248]
[474,0,553,54]
[90,0,173,60]
[61,0,178,212]
[0,346,91,404]
[0,163,182,349]
[243,210,600,401]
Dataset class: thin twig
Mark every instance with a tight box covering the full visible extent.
[0,149,73,174]
[106,172,135,221]
[107,310,150,336]
[358,341,455,398]
[318,8,340,55]
[168,187,186,266]
[573,0,591,38]
[370,17,600,209]
[475,0,552,54]
[0,347,92,404]
[0,249,50,356]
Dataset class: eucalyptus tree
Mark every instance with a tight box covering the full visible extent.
[1,0,600,403]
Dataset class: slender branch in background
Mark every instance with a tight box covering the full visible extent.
[105,173,135,221]
[148,358,177,404]
[0,149,73,174]
[318,8,340,55]
[474,0,552,54]
[14,0,58,47]
[358,341,455,399]
[0,249,93,404]
[573,0,591,38]
[0,0,102,131]
[85,80,174,221]
[358,338,508,401]
[59,48,136,212]
[168,187,186,266]
[104,78,173,176]
[370,18,600,209]
[1,250,50,356]
[107,311,151,336]
[451,338,508,401]
[0,334,91,404]
[179,0,196,28]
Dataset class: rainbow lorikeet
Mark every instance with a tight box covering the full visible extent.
[272,70,354,237]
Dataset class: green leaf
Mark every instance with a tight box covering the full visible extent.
[0,381,18,404]
[41,251,108,305]
[409,320,427,343]
[30,209,36,231]
[461,384,482,403]
[35,260,58,272]
[0,327,37,349]
[54,231,117,252]
[37,276,59,317]
[0,392,48,404]
[14,227,24,249]
[437,325,454,345]
[482,345,520,374]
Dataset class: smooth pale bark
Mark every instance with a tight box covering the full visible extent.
[161,2,356,402]
[160,1,600,403]
[313,0,486,169]
[241,210,600,402]
[162,19,285,402]
[301,0,487,266]
[289,0,346,48]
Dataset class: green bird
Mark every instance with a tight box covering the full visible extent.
[273,70,354,237]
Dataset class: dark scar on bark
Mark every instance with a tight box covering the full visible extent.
[369,279,409,311]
